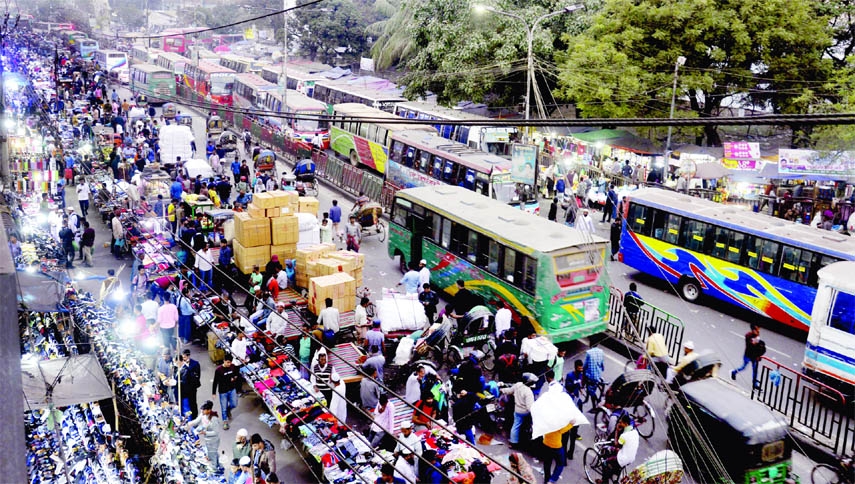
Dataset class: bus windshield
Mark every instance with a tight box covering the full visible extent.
[211,78,233,95]
[295,115,328,133]
[491,180,517,204]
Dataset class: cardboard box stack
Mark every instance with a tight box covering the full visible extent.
[295,243,336,289]
[232,190,303,274]
[298,196,320,217]
[308,272,356,315]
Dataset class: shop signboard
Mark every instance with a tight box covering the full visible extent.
[724,142,760,160]
[721,158,758,170]
[779,149,855,177]
[511,143,537,185]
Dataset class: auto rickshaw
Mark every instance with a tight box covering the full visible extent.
[136,94,148,109]
[667,378,799,484]
[162,103,177,120]
[254,149,276,172]
[175,114,193,127]
[207,115,223,137]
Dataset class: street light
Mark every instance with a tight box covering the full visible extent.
[473,4,583,121]
[664,55,686,162]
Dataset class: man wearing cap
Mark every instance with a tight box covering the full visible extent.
[501,372,537,449]
[365,321,385,355]
[394,446,418,483]
[212,355,241,430]
[395,420,423,460]
[233,429,251,462]
[667,340,699,384]
[417,259,430,294]
[329,373,348,423]
[235,456,252,484]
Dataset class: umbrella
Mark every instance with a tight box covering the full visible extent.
[531,389,589,439]
[692,162,732,180]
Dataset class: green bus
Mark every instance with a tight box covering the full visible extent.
[129,64,176,105]
[388,186,610,342]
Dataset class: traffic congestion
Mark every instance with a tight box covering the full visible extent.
[6,12,855,484]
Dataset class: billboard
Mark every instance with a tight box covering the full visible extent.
[511,144,537,186]
[779,149,855,177]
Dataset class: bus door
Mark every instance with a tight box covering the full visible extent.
[407,204,427,265]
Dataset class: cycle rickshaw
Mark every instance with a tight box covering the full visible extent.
[354,202,386,242]
[592,369,657,440]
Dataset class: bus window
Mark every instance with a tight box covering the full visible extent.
[419,151,431,173]
[377,128,389,146]
[828,290,855,335]
[403,147,416,167]
[486,239,501,274]
[779,246,813,284]
[475,173,489,196]
[463,169,476,190]
[711,227,731,259]
[430,213,442,242]
[503,249,517,283]
[681,219,710,253]
[808,255,841,286]
[441,218,452,249]
[523,255,537,293]
[465,230,479,263]
[627,203,650,235]
[443,160,454,182]
[651,210,681,244]
[746,237,780,274]
[432,157,443,179]
[392,199,410,226]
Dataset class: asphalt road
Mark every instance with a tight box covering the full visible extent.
[98,85,819,483]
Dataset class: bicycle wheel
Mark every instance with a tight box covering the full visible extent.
[811,463,842,484]
[583,448,603,484]
[632,402,656,439]
[593,408,611,440]
[624,359,637,373]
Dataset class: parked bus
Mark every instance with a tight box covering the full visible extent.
[219,54,267,74]
[155,52,190,81]
[388,130,539,213]
[804,261,855,394]
[233,73,276,109]
[329,103,434,174]
[184,60,235,106]
[313,77,406,113]
[78,39,100,61]
[260,63,326,97]
[130,64,176,105]
[129,45,162,65]
[93,49,129,84]
[395,101,517,156]
[186,45,220,64]
[260,89,329,147]
[152,28,199,55]
[210,33,245,51]
[620,188,855,331]
[60,30,88,49]
[388,185,610,343]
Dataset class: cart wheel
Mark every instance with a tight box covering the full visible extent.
[377,221,386,242]
[583,448,603,484]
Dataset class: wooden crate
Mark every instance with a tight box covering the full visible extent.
[233,240,270,274]
[271,215,299,245]
[234,212,271,247]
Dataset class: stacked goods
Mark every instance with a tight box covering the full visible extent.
[233,240,270,273]
[246,203,265,218]
[271,215,299,245]
[269,190,300,211]
[233,212,270,247]
[252,192,277,210]
[298,196,320,216]
[308,273,356,315]
[327,251,365,287]
[295,243,336,288]
[296,249,366,289]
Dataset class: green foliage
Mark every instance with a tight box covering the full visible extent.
[288,0,367,65]
[556,0,835,146]
[810,60,855,149]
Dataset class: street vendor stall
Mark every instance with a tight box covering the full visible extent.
[182,194,215,218]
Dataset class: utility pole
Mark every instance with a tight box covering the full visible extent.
[279,0,290,117]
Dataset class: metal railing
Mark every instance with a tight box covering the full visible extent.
[606,285,685,364]
[752,356,854,456]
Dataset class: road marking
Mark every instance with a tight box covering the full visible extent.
[728,331,791,358]
[605,352,625,366]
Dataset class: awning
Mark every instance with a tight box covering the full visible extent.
[21,354,113,409]
[17,270,63,312]
[572,129,661,155]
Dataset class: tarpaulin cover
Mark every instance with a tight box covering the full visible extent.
[16,270,63,312]
[21,354,113,409]
[572,129,660,155]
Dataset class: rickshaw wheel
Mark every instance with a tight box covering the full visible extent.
[430,349,445,369]
[583,448,604,484]
[593,408,611,440]
[446,346,463,368]
[376,220,387,242]
[632,401,656,439]
[479,343,494,372]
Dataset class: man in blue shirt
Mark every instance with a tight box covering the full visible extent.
[583,347,605,411]
[170,178,184,201]
[230,159,241,182]
[217,239,233,294]
[153,195,165,217]
[397,264,421,294]
[375,463,406,484]
[329,199,342,241]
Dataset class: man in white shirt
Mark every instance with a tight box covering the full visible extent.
[417,259,430,294]
[368,394,395,447]
[603,414,640,483]
[75,179,90,218]
[354,297,370,342]
[520,332,558,385]
[404,365,426,404]
[395,420,422,457]
[230,332,252,366]
[394,449,418,483]
[577,208,596,233]
[275,268,289,290]
[140,293,160,325]
[317,297,340,334]
[494,305,512,338]
[266,302,288,335]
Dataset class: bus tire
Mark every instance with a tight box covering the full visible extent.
[678,278,701,302]
[394,250,407,274]
[349,150,359,166]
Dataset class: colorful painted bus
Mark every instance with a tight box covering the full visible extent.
[313,77,406,113]
[620,188,855,331]
[395,101,517,156]
[233,73,276,109]
[130,64,176,105]
[260,63,327,97]
[329,103,434,173]
[388,185,610,343]
[804,261,855,394]
[153,28,200,55]
[78,39,100,61]
[259,89,329,148]
[184,60,235,106]
[93,50,129,84]
[388,130,540,213]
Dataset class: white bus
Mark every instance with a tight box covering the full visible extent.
[94,49,129,84]
[395,101,517,156]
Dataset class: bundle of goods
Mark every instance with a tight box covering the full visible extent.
[376,289,428,333]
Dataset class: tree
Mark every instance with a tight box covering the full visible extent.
[556,0,835,146]
[288,0,367,65]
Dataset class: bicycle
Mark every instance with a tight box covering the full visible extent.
[583,439,626,484]
[579,376,607,412]
[811,457,853,484]
[356,287,376,319]
[593,400,656,440]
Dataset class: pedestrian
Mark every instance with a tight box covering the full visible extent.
[418,284,438,324]
[194,242,215,292]
[418,259,431,293]
[344,214,362,252]
[363,345,385,381]
[731,324,765,389]
[177,287,196,345]
[548,197,558,221]
[329,200,342,240]
[230,331,251,365]
[329,373,348,423]
[610,217,621,261]
[316,297,341,345]
[320,217,333,243]
[212,355,241,430]
[623,282,644,335]
[249,433,273,479]
[76,177,90,217]
[188,401,221,471]
[563,202,577,227]
[233,429,251,461]
[368,394,396,448]
[541,419,573,484]
[603,184,618,222]
[397,262,420,294]
[311,349,337,404]
[577,208,595,232]
[360,365,382,409]
[58,219,75,269]
[365,321,386,354]
[111,211,124,258]
[583,346,605,411]
[354,296,371,342]
[501,372,536,449]
[178,349,202,419]
[217,239,233,294]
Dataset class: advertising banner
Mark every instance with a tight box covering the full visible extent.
[779,149,855,177]
[724,142,761,160]
[511,144,537,185]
